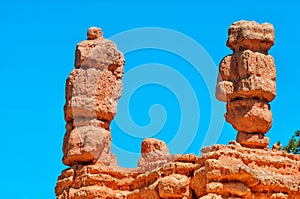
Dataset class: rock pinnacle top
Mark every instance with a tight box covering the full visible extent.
[87,27,103,40]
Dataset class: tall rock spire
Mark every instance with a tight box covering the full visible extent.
[216,20,276,149]
[62,27,124,166]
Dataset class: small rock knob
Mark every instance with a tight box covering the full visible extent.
[87,27,103,40]
[138,138,171,167]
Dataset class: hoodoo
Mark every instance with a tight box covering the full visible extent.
[56,23,300,199]
[216,21,276,149]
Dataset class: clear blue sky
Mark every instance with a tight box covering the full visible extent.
[1,1,300,198]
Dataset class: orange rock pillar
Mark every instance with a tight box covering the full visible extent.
[62,27,124,166]
[216,20,276,149]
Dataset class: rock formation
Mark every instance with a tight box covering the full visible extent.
[56,140,300,198]
[138,138,171,168]
[216,20,276,149]
[63,27,124,166]
[56,23,300,199]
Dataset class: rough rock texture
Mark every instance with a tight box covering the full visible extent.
[216,20,276,148]
[236,131,269,149]
[63,27,124,166]
[56,23,300,199]
[158,174,191,198]
[56,142,300,199]
[138,138,171,167]
[226,21,274,53]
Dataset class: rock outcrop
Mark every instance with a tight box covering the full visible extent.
[138,138,171,168]
[56,141,300,199]
[216,20,276,149]
[56,23,300,199]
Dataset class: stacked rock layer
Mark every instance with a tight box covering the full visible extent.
[56,141,300,199]
[216,20,276,149]
[63,27,124,166]
[56,23,300,199]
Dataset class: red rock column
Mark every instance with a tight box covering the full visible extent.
[62,27,124,166]
[216,21,276,149]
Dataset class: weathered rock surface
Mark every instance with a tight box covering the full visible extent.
[216,20,276,148]
[138,138,171,167]
[158,174,191,198]
[87,27,103,40]
[56,24,300,199]
[56,142,300,198]
[216,50,276,102]
[62,126,117,166]
[64,68,122,123]
[236,131,269,149]
[226,20,274,53]
[225,99,272,134]
[62,27,124,166]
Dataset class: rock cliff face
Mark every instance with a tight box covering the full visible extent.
[56,22,300,199]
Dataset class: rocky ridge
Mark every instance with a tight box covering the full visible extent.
[56,141,300,198]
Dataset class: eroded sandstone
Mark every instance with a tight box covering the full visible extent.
[216,20,276,148]
[138,138,171,167]
[56,23,300,199]
[62,27,124,166]
[56,142,300,199]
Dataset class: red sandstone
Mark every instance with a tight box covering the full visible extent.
[56,23,300,199]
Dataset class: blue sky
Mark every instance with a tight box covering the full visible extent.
[1,1,300,198]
